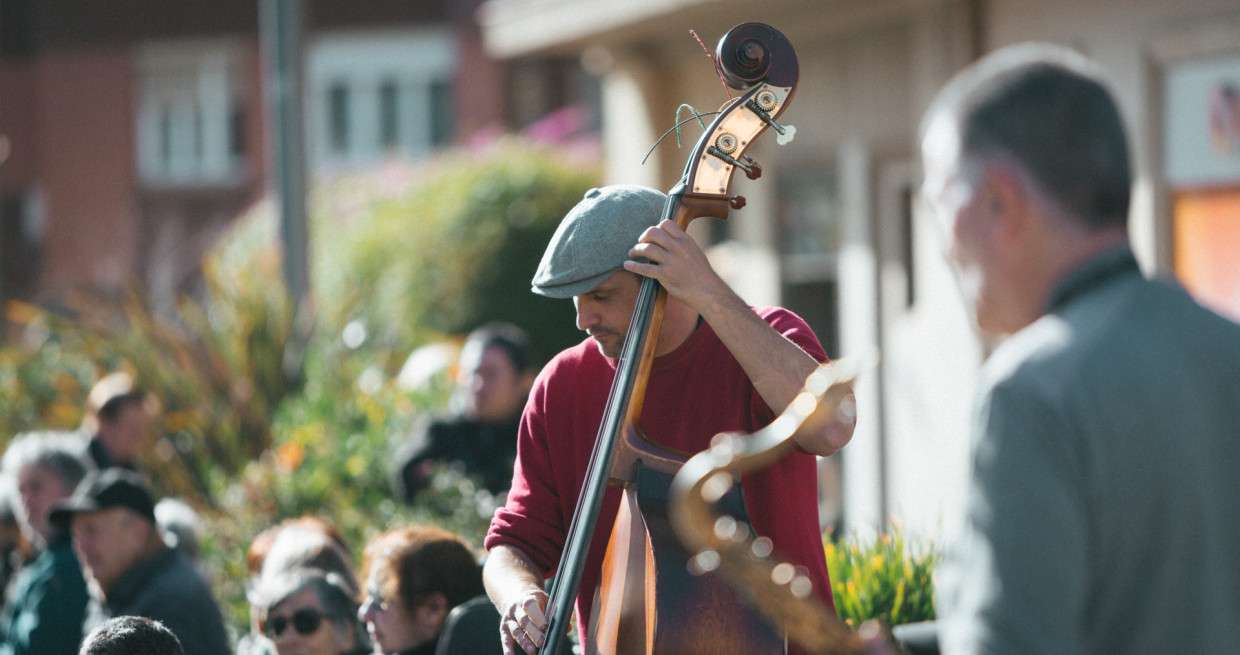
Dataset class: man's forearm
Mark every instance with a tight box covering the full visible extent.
[700,291,855,457]
[484,544,546,609]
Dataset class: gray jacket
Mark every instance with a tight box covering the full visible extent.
[938,247,1240,654]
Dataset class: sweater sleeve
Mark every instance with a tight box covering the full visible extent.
[484,361,564,574]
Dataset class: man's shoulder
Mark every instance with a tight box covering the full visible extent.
[123,549,216,609]
[425,414,485,438]
[752,305,809,329]
[14,540,84,587]
[6,544,87,616]
[119,551,229,655]
[548,335,596,362]
[752,305,826,359]
[536,337,605,381]
[1010,273,1238,368]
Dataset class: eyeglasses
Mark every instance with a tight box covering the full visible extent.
[359,592,390,615]
[263,608,327,638]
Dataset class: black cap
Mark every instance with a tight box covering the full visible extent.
[50,468,157,529]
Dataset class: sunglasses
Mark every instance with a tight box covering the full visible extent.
[263,608,328,638]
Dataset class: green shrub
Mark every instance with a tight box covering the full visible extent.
[825,527,937,628]
[308,139,597,367]
[0,137,601,635]
[0,304,106,438]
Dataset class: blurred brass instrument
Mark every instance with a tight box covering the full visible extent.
[669,360,869,655]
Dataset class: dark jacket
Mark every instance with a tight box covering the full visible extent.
[86,437,136,473]
[0,534,89,655]
[86,545,231,655]
[392,415,520,502]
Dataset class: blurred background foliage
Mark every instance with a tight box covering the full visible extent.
[0,137,599,630]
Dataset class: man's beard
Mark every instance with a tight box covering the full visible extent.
[588,328,625,359]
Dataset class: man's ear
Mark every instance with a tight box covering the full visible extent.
[979,164,1033,244]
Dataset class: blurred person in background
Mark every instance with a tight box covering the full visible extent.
[392,322,536,501]
[253,569,371,655]
[245,515,353,582]
[153,497,204,567]
[78,615,184,655]
[919,42,1240,654]
[50,468,230,655]
[0,431,92,655]
[0,476,33,605]
[358,524,497,655]
[81,373,153,472]
[239,516,359,655]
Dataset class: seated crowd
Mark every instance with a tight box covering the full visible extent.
[0,325,532,655]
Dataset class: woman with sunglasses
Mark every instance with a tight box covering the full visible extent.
[358,524,493,655]
[257,570,372,655]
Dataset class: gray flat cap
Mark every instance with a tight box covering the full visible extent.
[531,185,667,298]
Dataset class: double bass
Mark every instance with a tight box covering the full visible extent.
[537,22,813,655]
[670,360,870,655]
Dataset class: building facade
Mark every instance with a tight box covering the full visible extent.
[479,0,1240,540]
[0,0,586,315]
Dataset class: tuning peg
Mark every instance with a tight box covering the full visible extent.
[745,94,796,145]
[706,146,762,180]
[730,196,747,210]
[775,123,796,145]
[742,156,762,180]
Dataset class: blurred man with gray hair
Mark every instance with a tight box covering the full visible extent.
[921,42,1240,654]
[0,431,92,655]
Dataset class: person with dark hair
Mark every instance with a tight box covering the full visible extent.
[1,431,92,655]
[239,516,360,655]
[920,43,1240,653]
[81,373,152,472]
[253,570,371,655]
[481,185,856,655]
[358,524,495,655]
[393,322,536,500]
[78,615,184,655]
[50,468,230,655]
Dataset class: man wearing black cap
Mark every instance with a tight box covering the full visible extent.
[482,185,856,655]
[51,468,230,655]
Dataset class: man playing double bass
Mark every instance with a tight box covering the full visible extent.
[482,184,856,655]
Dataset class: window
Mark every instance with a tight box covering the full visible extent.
[307,30,456,168]
[134,41,245,187]
[775,164,842,357]
[0,189,42,303]
[328,83,351,154]
[379,81,400,149]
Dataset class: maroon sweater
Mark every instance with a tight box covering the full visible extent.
[486,307,835,650]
